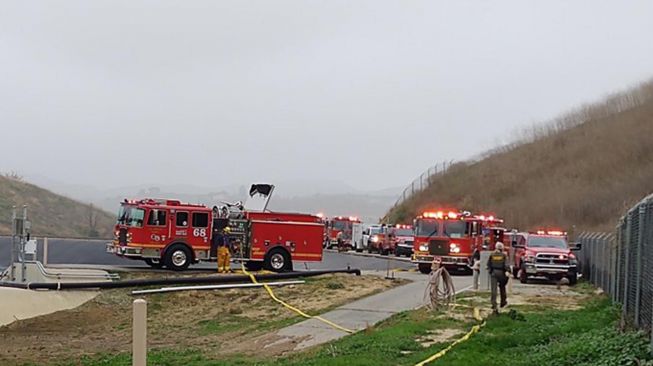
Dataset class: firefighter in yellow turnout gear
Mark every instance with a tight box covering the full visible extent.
[487,242,509,313]
[217,227,233,273]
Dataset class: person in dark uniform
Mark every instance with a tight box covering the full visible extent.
[487,242,509,312]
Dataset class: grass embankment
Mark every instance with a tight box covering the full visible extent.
[387,80,653,231]
[0,175,114,238]
[74,282,653,366]
[0,273,402,366]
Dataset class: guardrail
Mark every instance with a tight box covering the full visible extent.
[578,192,653,352]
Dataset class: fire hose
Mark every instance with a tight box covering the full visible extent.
[240,263,355,334]
[0,269,361,290]
[423,262,456,310]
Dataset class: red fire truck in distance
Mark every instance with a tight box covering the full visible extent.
[325,216,360,249]
[106,195,324,272]
[411,210,504,274]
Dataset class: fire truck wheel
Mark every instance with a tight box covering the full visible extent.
[418,264,431,274]
[144,258,164,269]
[245,261,264,272]
[264,248,293,272]
[165,244,192,271]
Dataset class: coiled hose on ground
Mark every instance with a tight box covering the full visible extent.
[424,266,456,310]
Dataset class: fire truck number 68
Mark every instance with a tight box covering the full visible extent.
[193,228,207,237]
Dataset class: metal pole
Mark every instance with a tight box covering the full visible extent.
[133,299,147,366]
[10,206,16,281]
[635,205,646,327]
[21,206,28,283]
[43,237,49,267]
[623,214,632,321]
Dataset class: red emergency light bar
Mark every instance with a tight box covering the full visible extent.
[333,216,359,222]
[395,224,412,229]
[421,210,469,220]
[533,230,567,236]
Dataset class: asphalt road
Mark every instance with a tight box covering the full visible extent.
[0,237,414,272]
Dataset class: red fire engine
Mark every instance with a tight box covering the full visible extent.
[411,210,504,274]
[106,185,324,272]
[325,216,360,249]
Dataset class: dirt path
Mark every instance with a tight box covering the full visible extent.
[0,273,403,365]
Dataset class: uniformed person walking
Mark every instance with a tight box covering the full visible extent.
[487,241,509,313]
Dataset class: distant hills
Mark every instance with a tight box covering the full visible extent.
[21,176,403,225]
[0,175,114,238]
[386,80,653,232]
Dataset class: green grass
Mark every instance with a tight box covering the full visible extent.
[74,294,653,366]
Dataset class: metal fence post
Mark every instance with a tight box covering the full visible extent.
[623,215,632,321]
[635,205,646,327]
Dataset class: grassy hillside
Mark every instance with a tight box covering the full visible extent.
[0,175,115,238]
[387,80,653,232]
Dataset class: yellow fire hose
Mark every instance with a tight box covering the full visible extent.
[240,262,355,334]
[414,318,486,366]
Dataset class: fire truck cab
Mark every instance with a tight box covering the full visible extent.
[512,230,581,285]
[411,211,503,274]
[106,184,325,272]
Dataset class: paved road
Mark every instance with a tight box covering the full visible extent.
[0,237,414,272]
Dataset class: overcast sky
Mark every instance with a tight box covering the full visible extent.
[1,0,652,193]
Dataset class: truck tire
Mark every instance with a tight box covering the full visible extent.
[264,248,293,272]
[418,263,431,274]
[567,272,578,286]
[144,258,164,269]
[164,244,192,271]
[245,261,263,272]
[519,261,528,284]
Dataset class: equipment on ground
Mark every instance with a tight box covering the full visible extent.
[131,280,306,295]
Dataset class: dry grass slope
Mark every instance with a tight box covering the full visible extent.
[0,175,114,238]
[387,80,653,232]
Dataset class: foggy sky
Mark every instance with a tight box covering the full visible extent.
[1,0,652,192]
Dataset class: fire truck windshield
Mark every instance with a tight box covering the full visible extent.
[117,206,145,228]
[529,236,567,249]
[333,221,352,231]
[443,220,468,238]
[394,228,414,236]
[416,220,438,237]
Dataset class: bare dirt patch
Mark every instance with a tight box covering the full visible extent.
[0,273,404,365]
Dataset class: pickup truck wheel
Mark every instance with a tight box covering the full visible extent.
[519,262,528,284]
[567,272,578,286]
[264,248,293,272]
[164,244,192,271]
[418,263,431,274]
[367,245,373,254]
[144,258,164,269]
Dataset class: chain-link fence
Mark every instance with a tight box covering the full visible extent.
[390,161,454,210]
[578,192,653,350]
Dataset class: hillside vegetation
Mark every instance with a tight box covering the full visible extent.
[0,175,114,238]
[387,80,653,232]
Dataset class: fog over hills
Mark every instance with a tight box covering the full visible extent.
[25,175,402,223]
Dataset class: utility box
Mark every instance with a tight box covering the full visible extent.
[479,251,491,291]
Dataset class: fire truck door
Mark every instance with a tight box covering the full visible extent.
[146,209,169,244]
[174,211,190,239]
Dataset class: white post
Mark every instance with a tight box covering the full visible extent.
[43,237,48,267]
[133,299,147,366]
[479,251,491,291]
